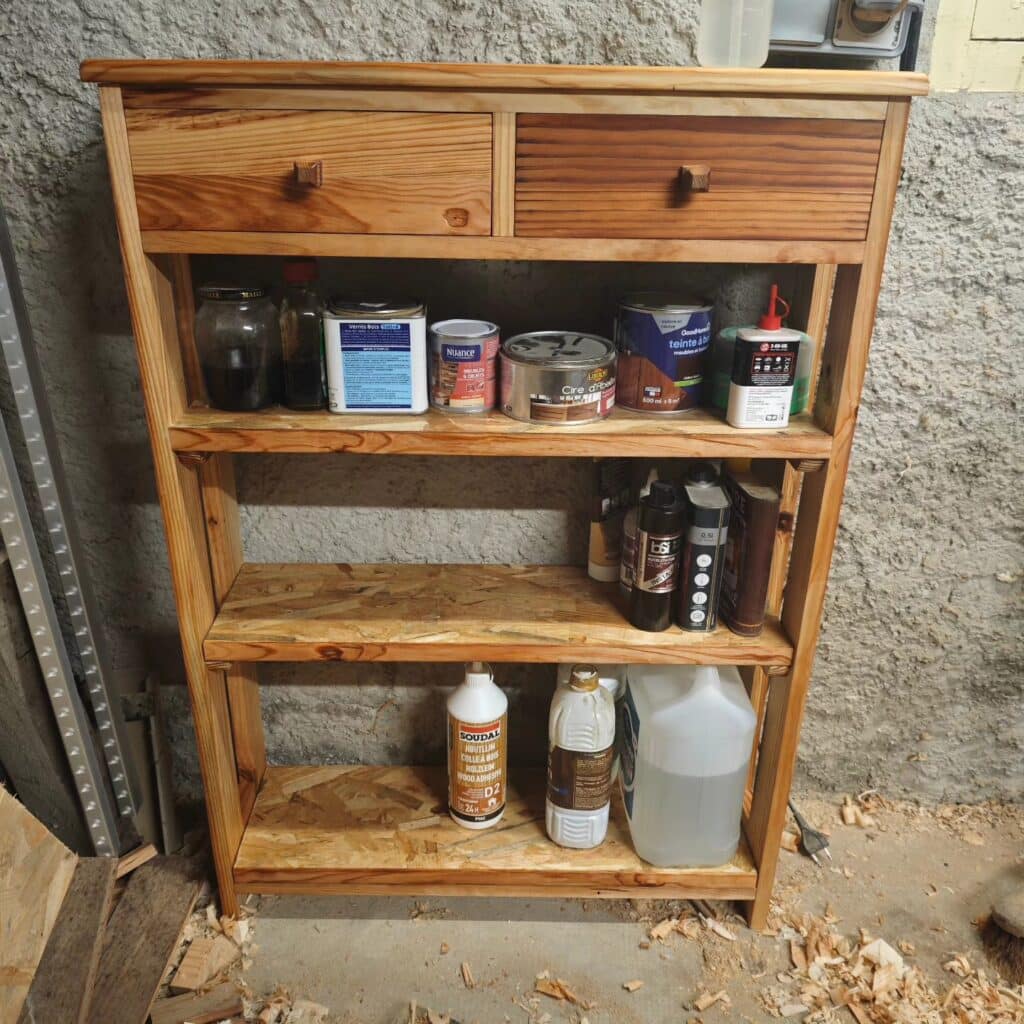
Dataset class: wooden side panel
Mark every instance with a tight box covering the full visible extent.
[516,114,883,240]
[125,108,492,236]
[234,765,757,899]
[99,87,243,915]
[174,234,266,824]
[745,101,912,930]
[744,264,836,798]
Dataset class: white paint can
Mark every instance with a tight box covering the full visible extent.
[323,299,428,414]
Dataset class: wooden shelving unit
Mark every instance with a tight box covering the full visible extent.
[83,58,927,928]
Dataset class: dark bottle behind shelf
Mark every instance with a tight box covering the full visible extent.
[676,462,731,633]
[629,481,685,633]
[720,469,781,637]
[280,258,326,410]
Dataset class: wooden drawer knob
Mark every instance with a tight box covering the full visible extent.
[293,160,324,187]
[674,164,711,205]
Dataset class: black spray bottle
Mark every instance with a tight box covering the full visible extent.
[676,462,731,632]
[629,481,685,632]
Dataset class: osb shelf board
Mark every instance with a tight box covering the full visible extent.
[169,407,833,459]
[233,765,758,899]
[203,563,794,666]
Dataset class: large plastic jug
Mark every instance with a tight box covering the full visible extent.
[619,664,756,867]
[697,0,775,69]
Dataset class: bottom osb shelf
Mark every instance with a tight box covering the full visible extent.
[233,765,758,900]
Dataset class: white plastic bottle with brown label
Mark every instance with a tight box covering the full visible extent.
[546,665,617,849]
[446,662,508,830]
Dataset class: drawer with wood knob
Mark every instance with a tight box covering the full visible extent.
[124,109,493,235]
[514,113,884,241]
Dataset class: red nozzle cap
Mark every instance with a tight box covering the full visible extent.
[758,285,790,331]
[283,258,317,284]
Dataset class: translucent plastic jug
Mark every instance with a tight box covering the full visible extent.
[697,0,775,68]
[619,664,756,867]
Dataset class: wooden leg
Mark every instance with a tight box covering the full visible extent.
[171,251,267,825]
[196,453,267,821]
[99,87,246,914]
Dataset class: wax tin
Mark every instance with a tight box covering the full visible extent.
[499,331,616,425]
[615,294,713,414]
[323,299,427,414]
[429,319,500,413]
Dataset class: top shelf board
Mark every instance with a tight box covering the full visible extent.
[80,60,929,98]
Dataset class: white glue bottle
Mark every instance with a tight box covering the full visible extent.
[446,662,508,830]
[726,285,802,430]
[546,665,617,849]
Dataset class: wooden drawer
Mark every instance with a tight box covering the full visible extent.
[515,114,883,241]
[125,109,492,235]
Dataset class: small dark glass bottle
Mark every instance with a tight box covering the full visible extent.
[279,258,325,410]
[629,481,685,632]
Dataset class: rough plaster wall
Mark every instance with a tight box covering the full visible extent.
[0,1,1020,809]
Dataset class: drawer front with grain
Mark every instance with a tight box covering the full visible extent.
[125,109,493,235]
[515,114,884,241]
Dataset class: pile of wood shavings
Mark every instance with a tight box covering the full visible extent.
[762,911,1024,1023]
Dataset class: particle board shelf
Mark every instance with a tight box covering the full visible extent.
[233,764,758,899]
[170,407,833,460]
[203,563,794,667]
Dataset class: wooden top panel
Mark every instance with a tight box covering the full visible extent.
[233,765,758,898]
[80,59,929,97]
[204,563,794,666]
[169,407,833,459]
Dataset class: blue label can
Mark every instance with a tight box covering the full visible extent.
[615,294,714,414]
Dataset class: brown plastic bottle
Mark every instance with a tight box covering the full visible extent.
[629,481,685,632]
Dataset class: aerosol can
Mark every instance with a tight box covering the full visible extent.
[676,462,730,632]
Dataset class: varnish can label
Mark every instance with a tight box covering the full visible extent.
[447,714,508,824]
[616,300,713,414]
[547,745,614,810]
[635,529,682,593]
[429,320,500,413]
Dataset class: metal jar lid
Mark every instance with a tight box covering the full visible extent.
[327,298,425,318]
[430,319,499,340]
[197,283,269,301]
[502,331,615,369]
[619,292,712,314]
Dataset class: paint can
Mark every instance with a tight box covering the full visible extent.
[499,331,616,425]
[614,294,714,414]
[428,319,500,414]
[323,299,428,414]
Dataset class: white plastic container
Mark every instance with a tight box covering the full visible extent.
[546,665,616,849]
[697,0,775,68]
[619,664,756,867]
[557,664,625,779]
[446,662,508,830]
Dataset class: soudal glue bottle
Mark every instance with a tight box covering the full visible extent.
[726,286,801,429]
[446,662,508,829]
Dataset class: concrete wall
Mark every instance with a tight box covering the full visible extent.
[0,1,1020,807]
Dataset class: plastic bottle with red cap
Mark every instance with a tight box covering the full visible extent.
[725,285,803,429]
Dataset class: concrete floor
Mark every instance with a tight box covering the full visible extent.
[240,797,1024,1023]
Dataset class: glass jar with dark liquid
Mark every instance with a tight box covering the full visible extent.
[195,284,280,411]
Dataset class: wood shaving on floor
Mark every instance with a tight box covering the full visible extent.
[534,970,594,1009]
[761,909,1024,1023]
[460,961,475,988]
